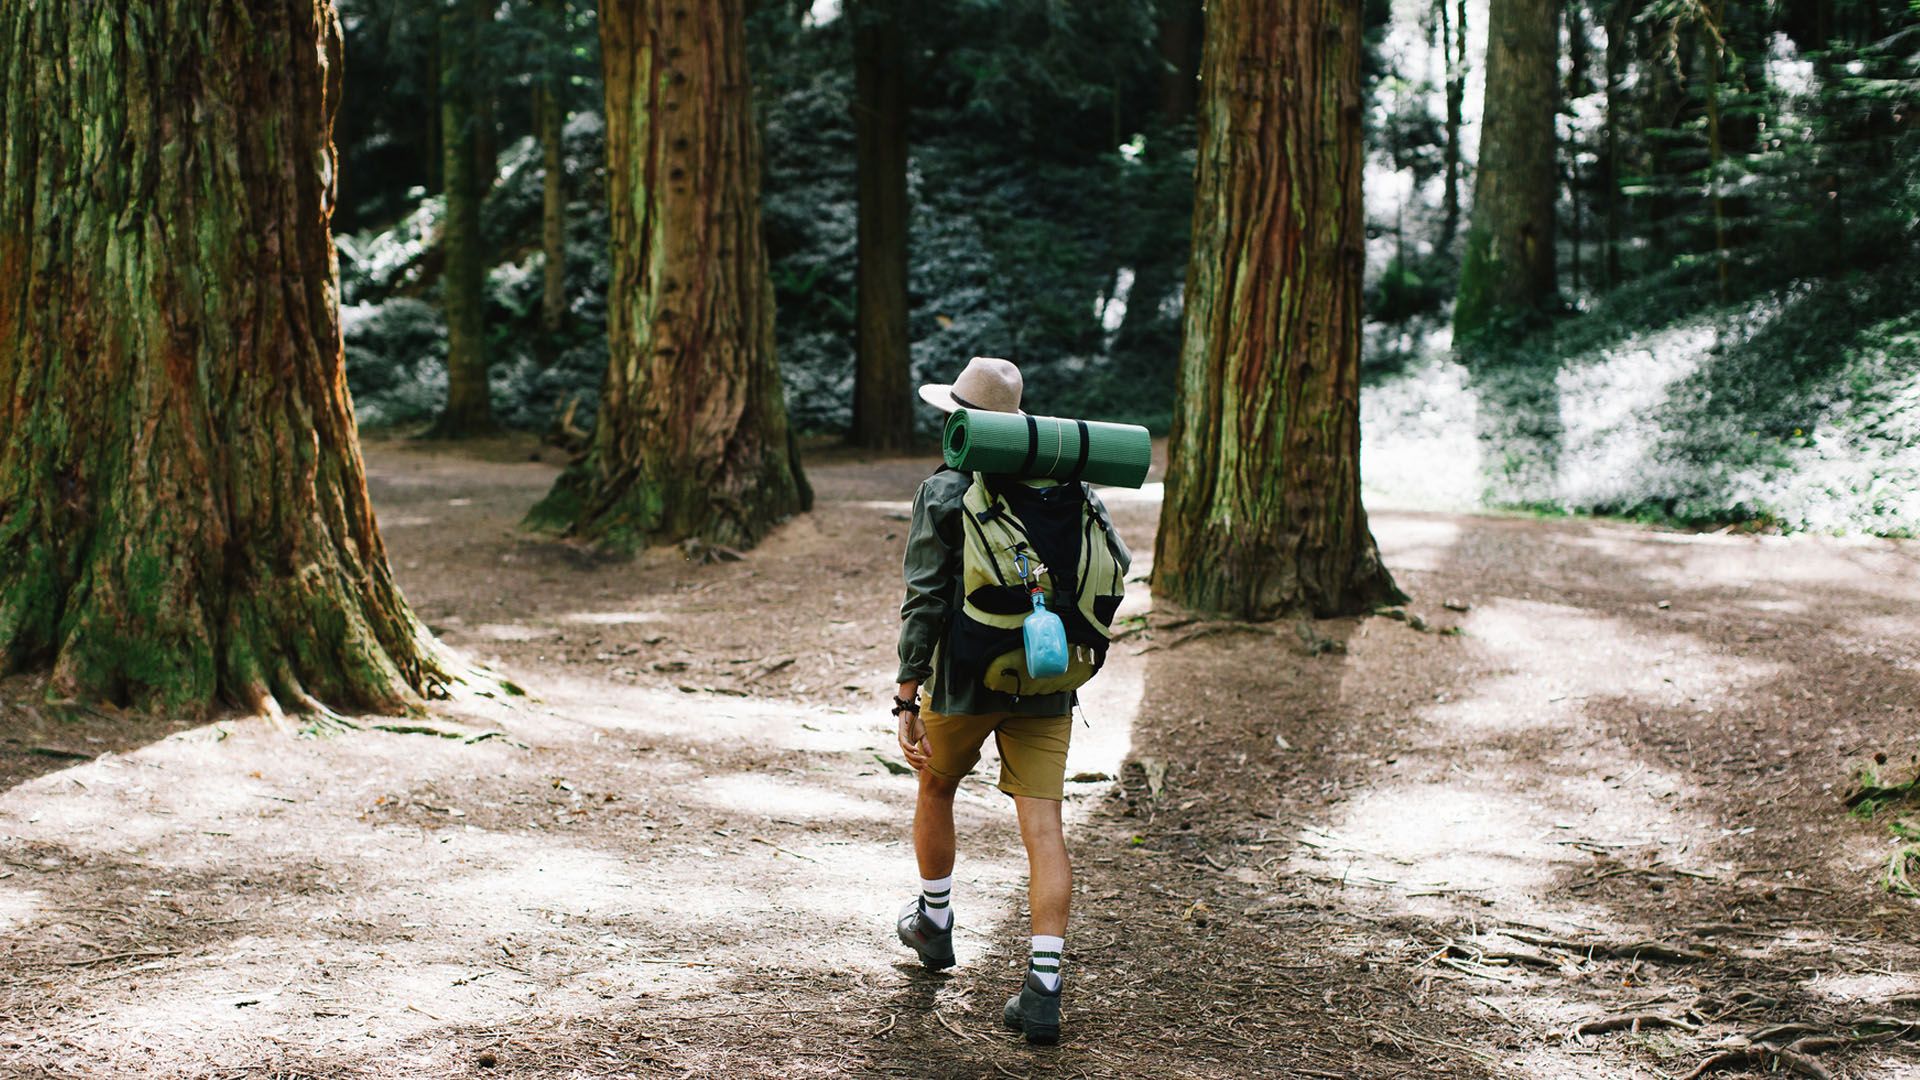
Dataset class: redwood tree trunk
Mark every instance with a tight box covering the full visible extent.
[0,0,449,714]
[539,0,569,339]
[529,0,810,551]
[849,0,912,452]
[434,0,497,435]
[1153,0,1403,620]
[1454,0,1559,341]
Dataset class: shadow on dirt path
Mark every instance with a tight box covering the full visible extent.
[2,437,1917,1079]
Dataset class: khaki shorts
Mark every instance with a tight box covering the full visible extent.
[921,706,1072,801]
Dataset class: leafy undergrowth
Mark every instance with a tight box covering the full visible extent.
[1846,753,1920,897]
[1364,263,1920,535]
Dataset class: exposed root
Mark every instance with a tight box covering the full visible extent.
[1499,928,1711,963]
[1576,1012,1700,1036]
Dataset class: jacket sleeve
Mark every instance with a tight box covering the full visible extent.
[896,480,959,684]
[1086,488,1133,577]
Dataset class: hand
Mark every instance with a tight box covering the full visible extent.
[894,681,928,772]
[897,711,931,772]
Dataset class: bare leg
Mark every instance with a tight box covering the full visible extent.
[914,769,959,880]
[1013,795,1070,937]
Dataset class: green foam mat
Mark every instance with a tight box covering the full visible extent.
[942,409,1152,488]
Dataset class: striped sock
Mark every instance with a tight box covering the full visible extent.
[920,876,952,929]
[1029,934,1064,991]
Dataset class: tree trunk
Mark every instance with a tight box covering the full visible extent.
[427,16,444,194]
[1603,0,1627,286]
[1704,0,1729,301]
[434,0,496,435]
[528,0,810,551]
[1153,0,1403,620]
[539,0,569,340]
[1155,0,1199,127]
[849,0,912,452]
[0,0,450,715]
[1454,0,1559,342]
[472,0,498,193]
[1441,0,1467,247]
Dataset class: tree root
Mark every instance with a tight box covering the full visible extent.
[1498,928,1712,963]
[1678,1017,1920,1080]
[1576,1012,1699,1036]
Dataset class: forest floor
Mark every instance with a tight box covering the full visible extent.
[4,435,1920,1079]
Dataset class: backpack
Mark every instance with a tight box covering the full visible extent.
[947,471,1129,697]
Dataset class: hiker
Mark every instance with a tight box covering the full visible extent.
[891,356,1131,1046]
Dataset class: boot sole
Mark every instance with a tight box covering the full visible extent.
[1004,1000,1059,1044]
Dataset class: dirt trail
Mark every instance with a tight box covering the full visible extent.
[3,436,1918,1079]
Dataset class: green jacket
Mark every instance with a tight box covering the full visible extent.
[895,468,1129,717]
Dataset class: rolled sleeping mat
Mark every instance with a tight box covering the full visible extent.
[942,408,1152,489]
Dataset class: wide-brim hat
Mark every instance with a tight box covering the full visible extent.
[918,356,1024,414]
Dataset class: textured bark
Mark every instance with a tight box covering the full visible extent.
[0,0,450,714]
[849,0,912,451]
[1440,0,1468,247]
[434,0,497,435]
[1152,0,1403,620]
[529,0,810,551]
[1455,0,1559,341]
[539,0,569,339]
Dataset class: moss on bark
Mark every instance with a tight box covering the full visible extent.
[528,0,809,553]
[1152,0,1404,621]
[0,0,451,716]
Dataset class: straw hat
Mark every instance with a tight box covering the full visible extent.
[918,356,1023,414]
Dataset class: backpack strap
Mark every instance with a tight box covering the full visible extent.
[1065,419,1092,483]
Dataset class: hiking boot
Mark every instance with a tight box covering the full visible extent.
[1002,970,1061,1045]
[896,898,955,971]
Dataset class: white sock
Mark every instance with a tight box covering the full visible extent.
[920,876,952,929]
[1029,934,1064,991]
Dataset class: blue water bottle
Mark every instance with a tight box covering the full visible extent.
[1017,554,1069,679]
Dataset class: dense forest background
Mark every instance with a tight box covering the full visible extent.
[334,0,1919,533]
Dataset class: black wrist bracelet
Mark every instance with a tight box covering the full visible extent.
[892,695,920,718]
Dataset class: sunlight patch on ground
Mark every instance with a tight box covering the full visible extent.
[1370,513,1464,572]
[1555,325,1714,508]
[1362,358,1486,512]
[1562,528,1920,599]
[1307,597,1777,930]
[1805,971,1920,1006]
[0,884,41,932]
[560,610,668,626]
[686,773,897,825]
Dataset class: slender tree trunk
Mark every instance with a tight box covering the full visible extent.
[472,0,498,193]
[529,0,810,551]
[1704,0,1729,301]
[0,0,450,715]
[1603,0,1626,286]
[427,17,444,194]
[1155,0,1199,126]
[1454,0,1559,342]
[539,0,569,340]
[1153,0,1403,620]
[1440,0,1467,247]
[849,0,912,451]
[434,0,496,435]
